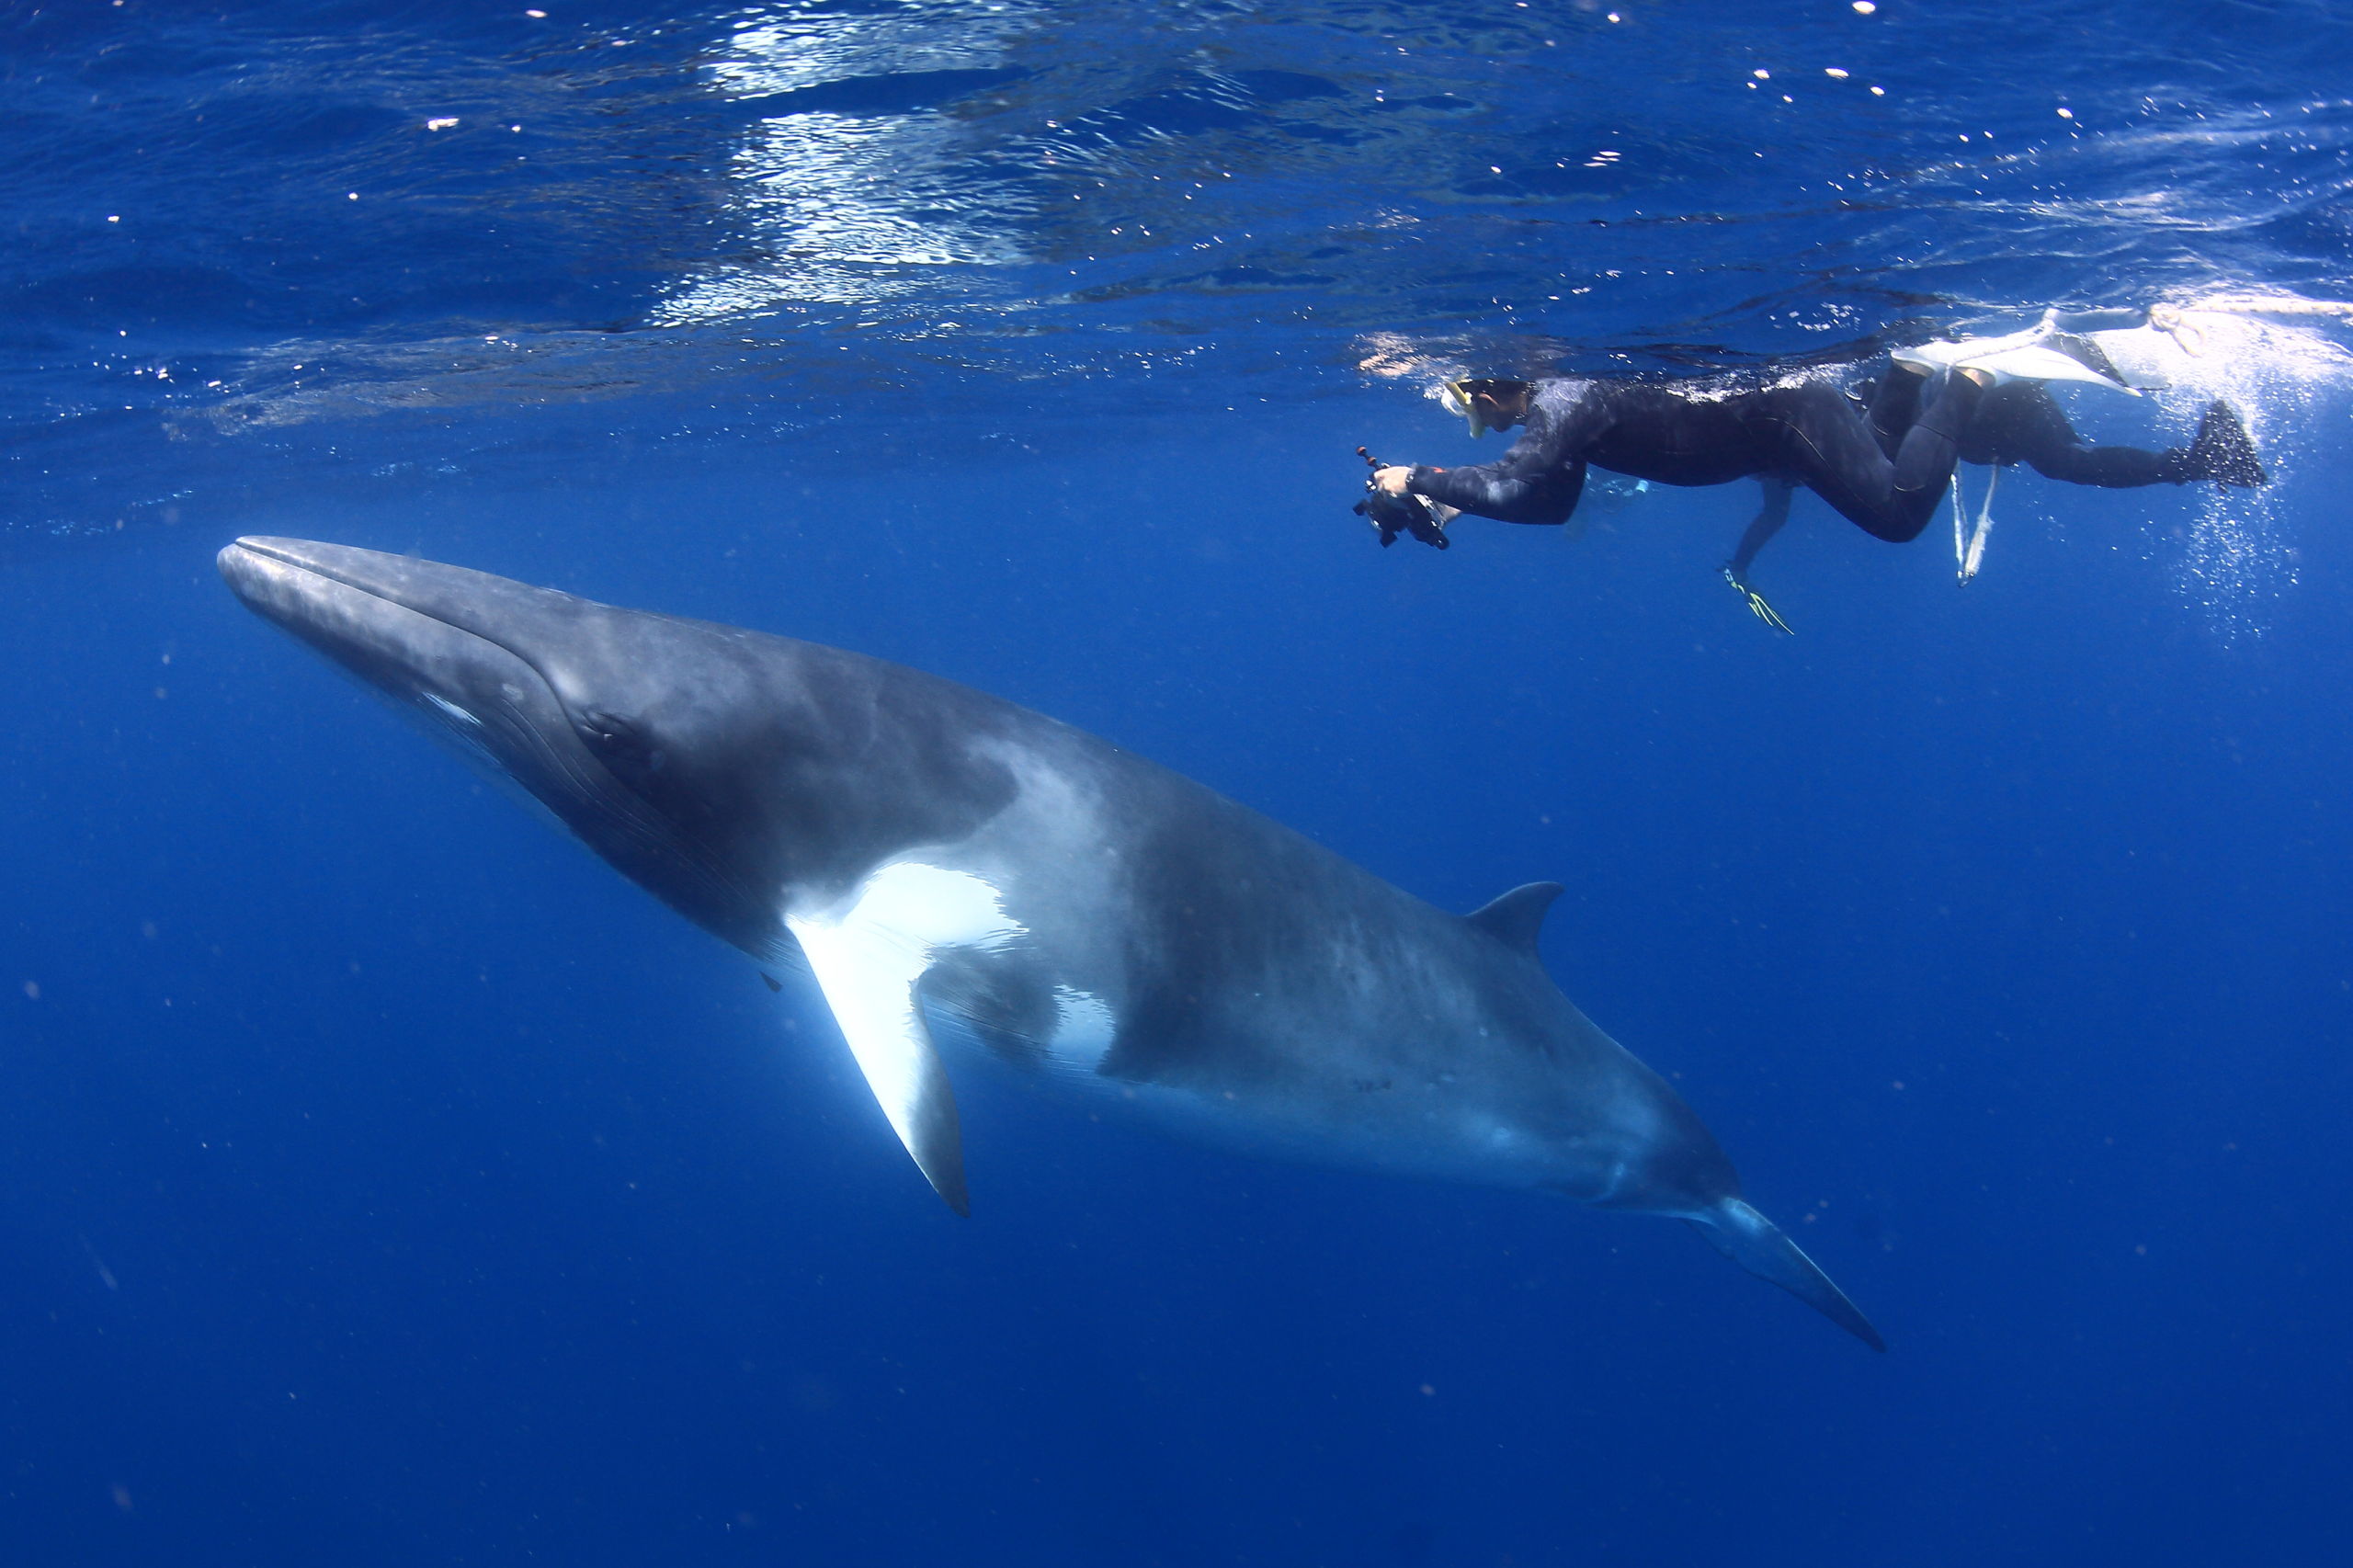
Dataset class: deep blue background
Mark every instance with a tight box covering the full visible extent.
[7,408,2351,1565]
[6,3,2353,1564]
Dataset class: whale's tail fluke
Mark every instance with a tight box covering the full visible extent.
[1690,1197,1887,1351]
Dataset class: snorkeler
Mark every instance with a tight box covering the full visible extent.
[1368,366,1990,553]
[1371,313,2267,631]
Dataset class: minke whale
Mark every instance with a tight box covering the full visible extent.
[220,537,1884,1349]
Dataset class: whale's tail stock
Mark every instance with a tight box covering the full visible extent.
[1690,1197,1887,1352]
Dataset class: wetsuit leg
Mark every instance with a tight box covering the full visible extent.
[1751,374,1983,543]
[1974,385,2169,487]
[1865,364,1927,457]
[1727,479,1793,580]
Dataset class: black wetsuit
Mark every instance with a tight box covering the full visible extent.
[1870,369,2189,485]
[1406,369,1984,545]
[1719,368,2222,581]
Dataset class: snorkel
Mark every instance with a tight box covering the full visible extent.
[1441,378,1489,437]
[1441,376,1535,438]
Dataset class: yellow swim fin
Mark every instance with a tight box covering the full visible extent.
[1722,567,1793,635]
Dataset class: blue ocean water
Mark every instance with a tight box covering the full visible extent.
[5,2,2352,1562]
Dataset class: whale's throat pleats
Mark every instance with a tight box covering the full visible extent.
[782,862,1029,1215]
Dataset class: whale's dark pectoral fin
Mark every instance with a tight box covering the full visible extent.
[1690,1198,1885,1351]
[789,937,972,1217]
[1463,881,1564,955]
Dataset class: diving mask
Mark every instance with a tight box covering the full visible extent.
[1441,378,1488,437]
[1441,377,1531,438]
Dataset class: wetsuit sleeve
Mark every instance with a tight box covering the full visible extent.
[1406,390,1608,525]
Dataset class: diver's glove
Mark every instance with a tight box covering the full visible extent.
[1722,566,1793,634]
[1354,489,1450,550]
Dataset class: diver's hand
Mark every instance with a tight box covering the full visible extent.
[1373,465,1413,495]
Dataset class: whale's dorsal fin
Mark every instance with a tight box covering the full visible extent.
[785,862,1031,1217]
[1464,881,1563,954]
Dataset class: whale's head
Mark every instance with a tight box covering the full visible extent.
[220,537,1017,958]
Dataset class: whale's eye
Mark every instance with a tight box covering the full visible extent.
[574,708,665,779]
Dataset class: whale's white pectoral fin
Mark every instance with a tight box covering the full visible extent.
[793,933,969,1214]
[784,863,1028,1217]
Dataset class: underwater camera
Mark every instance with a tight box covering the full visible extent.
[1352,446,1451,549]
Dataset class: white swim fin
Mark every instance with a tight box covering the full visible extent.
[1892,326,2040,377]
[1893,328,2137,392]
[1955,342,2137,391]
